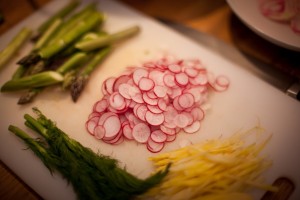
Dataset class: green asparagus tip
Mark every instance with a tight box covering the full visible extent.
[70,75,88,102]
[17,53,41,66]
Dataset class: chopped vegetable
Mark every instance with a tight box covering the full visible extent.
[75,25,140,51]
[18,10,104,66]
[0,27,32,71]
[8,107,170,200]
[139,126,278,200]
[70,46,112,102]
[259,0,300,34]
[86,57,230,152]
[34,0,80,38]
[1,71,63,92]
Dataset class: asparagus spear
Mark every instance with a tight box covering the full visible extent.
[1,71,63,92]
[17,51,90,104]
[18,10,104,66]
[8,108,170,200]
[75,25,140,51]
[0,27,32,71]
[33,0,80,39]
[71,46,111,102]
[34,18,62,50]
[46,3,97,46]
[11,19,62,80]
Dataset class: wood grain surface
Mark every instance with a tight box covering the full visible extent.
[0,0,297,199]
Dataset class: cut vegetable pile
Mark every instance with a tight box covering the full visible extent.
[86,57,230,152]
[0,1,140,103]
[139,126,278,200]
[259,0,300,34]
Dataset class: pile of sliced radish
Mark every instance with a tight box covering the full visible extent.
[86,57,229,153]
[259,0,300,34]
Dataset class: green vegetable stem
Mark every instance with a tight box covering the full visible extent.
[8,108,170,200]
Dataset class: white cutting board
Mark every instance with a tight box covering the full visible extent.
[0,0,300,199]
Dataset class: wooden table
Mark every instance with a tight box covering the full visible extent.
[0,0,298,199]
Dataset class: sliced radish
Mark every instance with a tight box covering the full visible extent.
[160,125,176,135]
[109,92,126,110]
[191,107,205,121]
[133,68,149,85]
[123,123,134,140]
[103,115,121,139]
[168,64,181,73]
[145,111,164,126]
[138,77,155,91]
[153,85,167,98]
[184,67,198,77]
[151,130,167,143]
[113,75,131,92]
[147,138,165,153]
[118,83,133,99]
[149,70,165,86]
[163,73,176,88]
[183,120,201,133]
[103,77,116,95]
[175,72,189,86]
[94,125,106,139]
[174,113,191,128]
[166,134,176,142]
[142,92,158,105]
[147,104,163,114]
[87,57,229,152]
[93,99,109,113]
[86,119,97,135]
[132,123,151,143]
[178,93,195,109]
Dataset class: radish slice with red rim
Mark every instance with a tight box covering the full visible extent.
[151,130,167,143]
[153,85,167,98]
[183,120,201,134]
[175,72,189,86]
[94,125,106,140]
[147,138,165,153]
[145,111,164,126]
[86,119,97,135]
[132,123,151,143]
[103,115,121,139]
[133,68,149,85]
[93,99,109,113]
[138,77,155,91]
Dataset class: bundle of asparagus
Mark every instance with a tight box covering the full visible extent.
[9,108,170,200]
[0,0,140,103]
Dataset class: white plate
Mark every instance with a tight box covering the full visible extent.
[227,0,300,51]
[0,1,300,200]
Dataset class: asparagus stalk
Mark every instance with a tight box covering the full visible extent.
[34,18,62,50]
[1,71,63,92]
[75,25,140,51]
[71,46,112,102]
[12,18,64,79]
[34,0,80,38]
[17,51,90,104]
[56,51,90,75]
[0,27,32,70]
[46,3,97,46]
[18,10,104,66]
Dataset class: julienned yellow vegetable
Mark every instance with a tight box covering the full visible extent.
[140,126,278,200]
